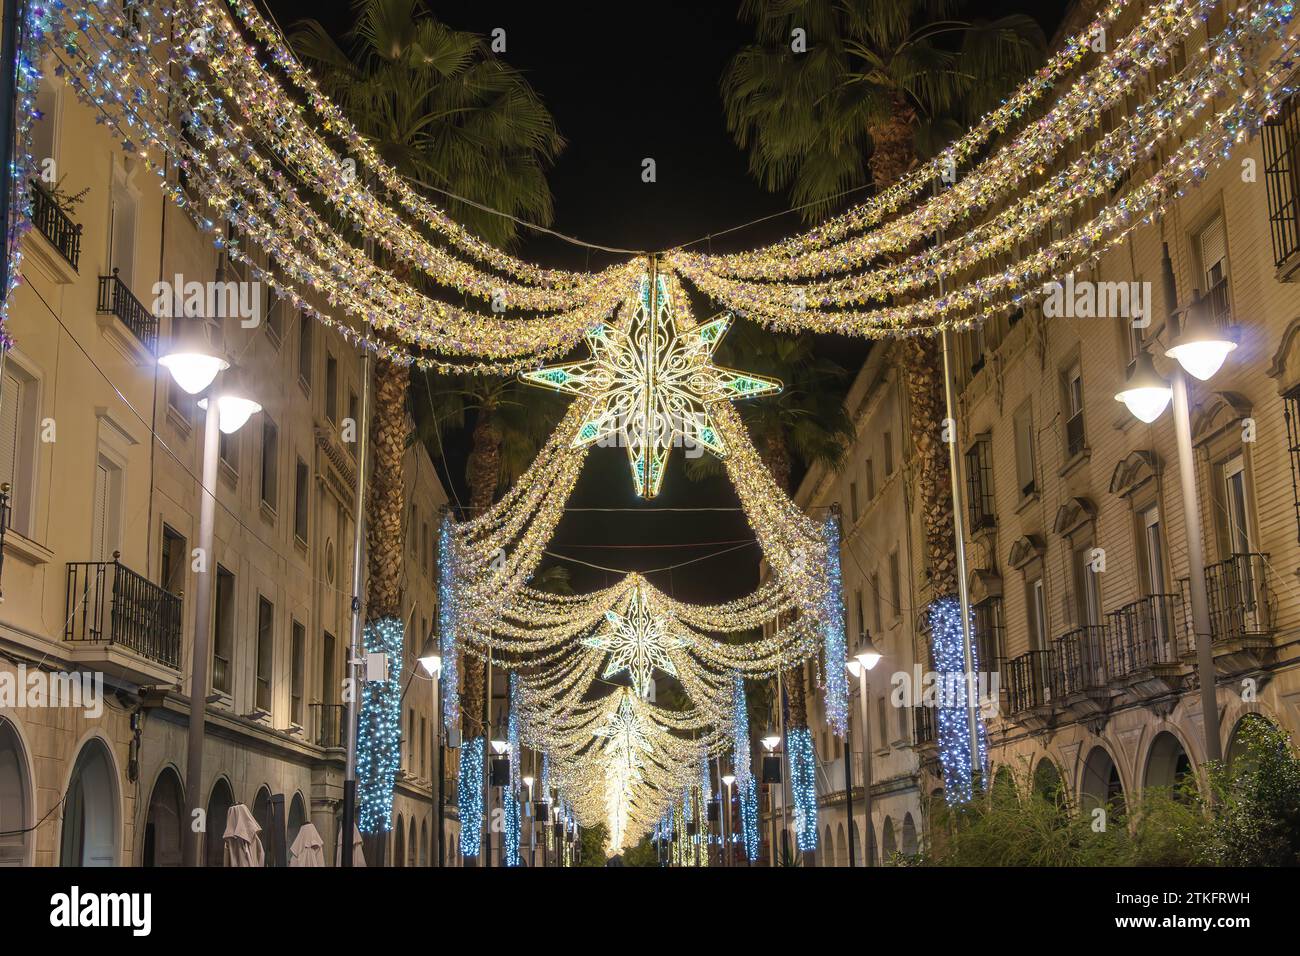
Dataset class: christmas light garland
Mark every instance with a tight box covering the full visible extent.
[356,617,404,834]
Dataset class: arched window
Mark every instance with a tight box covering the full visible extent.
[0,718,31,866]
[407,819,417,867]
[850,821,860,865]
[1080,746,1125,818]
[835,822,847,867]
[288,792,307,840]
[1144,731,1193,794]
[901,812,918,857]
[882,817,896,862]
[205,778,234,867]
[1226,713,1279,771]
[419,819,429,867]
[394,815,406,867]
[142,767,184,866]
[821,824,832,866]
[59,738,119,866]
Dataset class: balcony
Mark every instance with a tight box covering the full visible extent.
[1004,649,1058,727]
[1204,552,1275,673]
[1106,593,1189,696]
[311,702,346,749]
[1204,276,1231,326]
[912,705,936,747]
[0,485,10,597]
[1053,624,1113,716]
[97,269,159,354]
[64,555,182,684]
[29,179,82,271]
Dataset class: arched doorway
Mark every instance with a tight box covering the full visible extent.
[142,767,184,866]
[1144,731,1192,792]
[1033,759,1064,805]
[1080,746,1125,817]
[205,778,234,867]
[288,792,307,842]
[882,817,896,862]
[991,766,1016,804]
[394,815,406,867]
[821,824,832,866]
[0,718,31,866]
[59,738,119,866]
[407,818,417,867]
[1226,713,1279,771]
[901,813,918,856]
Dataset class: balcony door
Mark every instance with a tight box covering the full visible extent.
[1139,505,1172,658]
[1222,455,1261,631]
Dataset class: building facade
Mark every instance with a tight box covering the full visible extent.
[0,46,456,866]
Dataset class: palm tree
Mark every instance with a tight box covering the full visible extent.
[290,0,562,863]
[723,0,1043,603]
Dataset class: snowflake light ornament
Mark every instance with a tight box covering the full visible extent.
[584,584,683,698]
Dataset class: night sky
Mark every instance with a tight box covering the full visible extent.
[262,0,1070,603]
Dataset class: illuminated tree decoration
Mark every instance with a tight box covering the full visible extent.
[821,514,849,737]
[583,584,683,698]
[731,674,760,861]
[929,596,989,803]
[357,617,404,834]
[504,674,522,867]
[520,269,780,498]
[787,726,819,853]
[459,737,485,858]
[437,515,460,731]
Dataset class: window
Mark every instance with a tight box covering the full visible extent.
[297,313,313,388]
[108,174,137,289]
[347,390,359,457]
[871,572,882,634]
[160,523,186,595]
[260,418,278,511]
[256,596,273,713]
[325,354,338,423]
[854,589,865,638]
[1063,362,1085,458]
[849,481,859,523]
[265,294,284,345]
[1027,574,1048,651]
[1013,404,1037,498]
[1196,214,1230,323]
[964,435,995,530]
[864,458,876,501]
[291,619,305,726]
[421,521,430,576]
[883,432,894,477]
[409,505,418,556]
[1072,543,1102,627]
[888,550,901,620]
[31,76,59,170]
[1139,505,1166,596]
[90,455,122,562]
[0,363,38,535]
[1220,454,1254,557]
[213,565,235,694]
[973,597,1004,667]
[420,717,427,777]
[218,426,238,473]
[1263,93,1300,268]
[876,695,888,750]
[322,631,337,705]
[294,458,309,543]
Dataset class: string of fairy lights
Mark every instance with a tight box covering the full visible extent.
[9,0,1298,858]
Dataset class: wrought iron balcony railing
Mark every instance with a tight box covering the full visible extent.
[97,268,158,353]
[0,484,10,596]
[1205,552,1273,643]
[1054,624,1110,696]
[913,705,936,746]
[64,554,182,669]
[1005,649,1058,714]
[1106,593,1185,677]
[311,702,345,749]
[29,179,82,270]
[1205,276,1231,326]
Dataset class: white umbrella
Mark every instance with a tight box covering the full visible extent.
[288,823,325,868]
[222,803,265,868]
[334,824,366,867]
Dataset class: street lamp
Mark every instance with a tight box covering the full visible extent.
[162,334,260,867]
[761,733,781,752]
[1114,348,1172,423]
[418,654,443,867]
[721,773,735,868]
[845,631,883,867]
[1112,245,1227,766]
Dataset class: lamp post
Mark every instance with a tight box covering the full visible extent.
[489,735,508,867]
[522,774,535,866]
[846,633,883,867]
[1114,244,1229,765]
[162,327,259,868]
[721,772,735,868]
[761,731,781,865]
[418,654,442,867]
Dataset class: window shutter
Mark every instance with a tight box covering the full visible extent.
[0,371,22,491]
[91,462,109,560]
[1199,216,1227,278]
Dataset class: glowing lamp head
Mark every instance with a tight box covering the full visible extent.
[761,734,781,753]
[1115,350,1171,423]
[197,394,262,434]
[1166,300,1237,381]
[721,774,736,788]
[847,632,883,677]
[490,738,509,755]
[523,775,534,791]
[159,317,229,394]
[418,654,442,676]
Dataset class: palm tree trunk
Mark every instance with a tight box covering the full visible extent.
[460,407,502,742]
[365,355,409,620]
[867,107,958,601]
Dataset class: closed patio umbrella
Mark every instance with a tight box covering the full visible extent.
[335,824,366,867]
[222,803,265,868]
[289,823,325,867]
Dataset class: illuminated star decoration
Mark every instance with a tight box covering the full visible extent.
[584,585,683,699]
[520,270,781,498]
